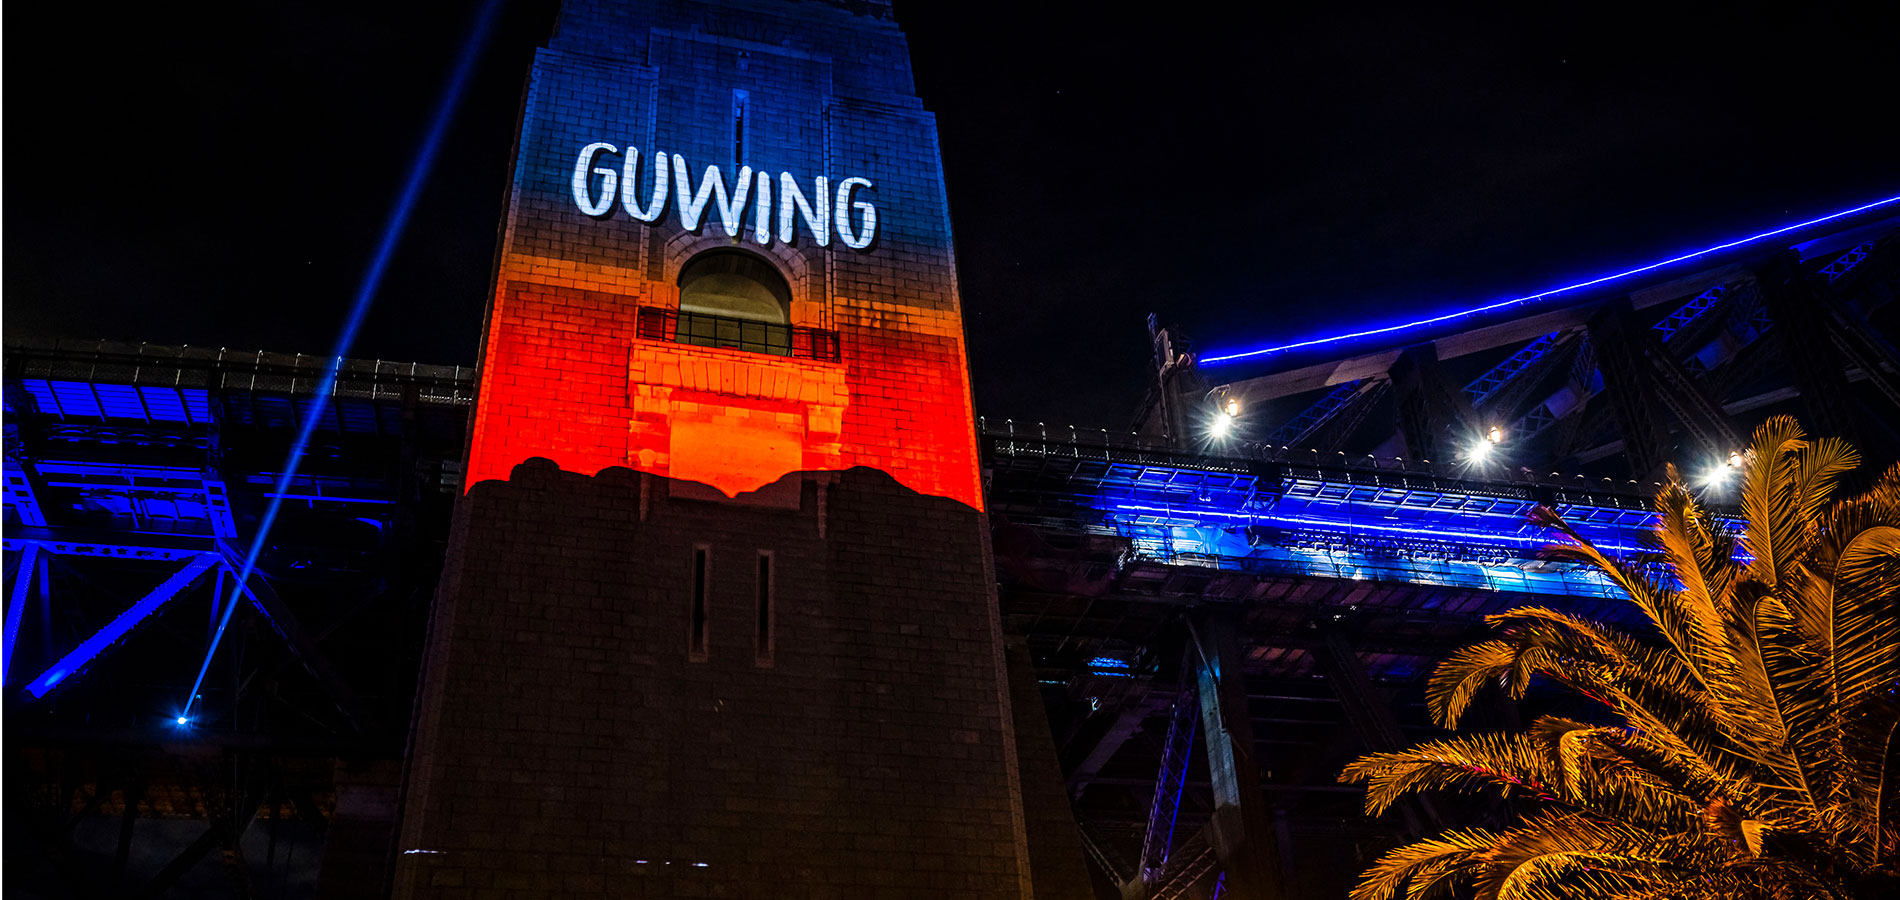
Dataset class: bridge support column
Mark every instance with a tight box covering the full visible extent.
[1759,255,1862,446]
[1189,610,1279,900]
[1310,380,1392,454]
[1004,638,1095,900]
[1070,700,1161,799]
[1632,325,1741,463]
[1587,299,1675,480]
[1389,344,1476,462]
[1147,316,1208,449]
[1311,631,1441,836]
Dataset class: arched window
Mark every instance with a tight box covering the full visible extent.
[674,250,794,355]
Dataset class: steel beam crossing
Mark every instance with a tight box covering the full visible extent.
[1267,381,1359,445]
[4,543,42,685]
[22,554,220,699]
[1191,611,1278,899]
[984,424,1735,896]
[1207,208,1898,488]
[1462,330,1563,408]
[4,339,469,897]
[1138,680,1199,891]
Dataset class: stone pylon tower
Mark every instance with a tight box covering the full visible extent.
[392,1,1040,896]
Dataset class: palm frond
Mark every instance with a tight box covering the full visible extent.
[1471,812,1673,900]
[1490,851,1667,900]
[1822,524,1900,724]
[1428,639,1521,728]
[1433,606,1751,794]
[1349,828,1501,900]
[1341,733,1563,816]
[1739,415,1813,592]
[1346,417,1899,900]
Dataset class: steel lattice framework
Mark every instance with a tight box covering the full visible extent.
[3,339,471,894]
[6,207,1896,899]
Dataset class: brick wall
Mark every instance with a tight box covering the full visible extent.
[462,0,982,509]
[397,1,1041,896]
[394,463,1030,897]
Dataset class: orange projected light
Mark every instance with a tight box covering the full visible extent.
[465,47,981,509]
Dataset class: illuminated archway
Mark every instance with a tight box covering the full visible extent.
[678,249,791,323]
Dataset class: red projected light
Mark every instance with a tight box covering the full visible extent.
[465,279,983,510]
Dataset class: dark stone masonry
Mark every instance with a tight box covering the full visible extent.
[395,462,1033,896]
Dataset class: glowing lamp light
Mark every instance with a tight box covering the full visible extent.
[1466,426,1503,462]
[174,716,189,726]
[1223,398,1241,417]
[1210,412,1234,438]
[1701,451,1746,491]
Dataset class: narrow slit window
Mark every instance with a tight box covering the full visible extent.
[690,545,710,659]
[732,90,749,172]
[755,551,774,665]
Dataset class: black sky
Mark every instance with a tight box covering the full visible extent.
[6,0,1898,428]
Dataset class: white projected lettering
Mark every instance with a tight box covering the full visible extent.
[778,173,828,247]
[569,143,876,249]
[571,142,619,217]
[833,177,876,251]
[621,150,668,222]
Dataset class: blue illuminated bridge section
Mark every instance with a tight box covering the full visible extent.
[3,338,473,716]
[981,420,1737,603]
[1200,194,1900,367]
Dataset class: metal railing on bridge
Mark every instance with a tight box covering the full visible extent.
[979,416,1671,502]
[981,417,1744,603]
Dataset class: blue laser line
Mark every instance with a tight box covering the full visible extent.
[180,0,504,721]
[1202,194,1900,365]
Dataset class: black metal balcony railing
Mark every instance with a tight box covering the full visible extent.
[636,307,840,363]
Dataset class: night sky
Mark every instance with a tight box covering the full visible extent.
[7,0,1897,428]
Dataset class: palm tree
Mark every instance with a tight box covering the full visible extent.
[1339,416,1900,900]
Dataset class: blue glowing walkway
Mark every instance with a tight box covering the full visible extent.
[983,424,1740,603]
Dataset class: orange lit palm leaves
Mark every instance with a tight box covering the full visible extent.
[1340,416,1900,900]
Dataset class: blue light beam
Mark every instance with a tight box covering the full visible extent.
[180,0,505,722]
[1202,194,1900,365]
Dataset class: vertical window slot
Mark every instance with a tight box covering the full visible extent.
[690,545,710,660]
[732,90,749,172]
[755,550,774,665]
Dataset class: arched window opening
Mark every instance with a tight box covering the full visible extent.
[676,250,794,355]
